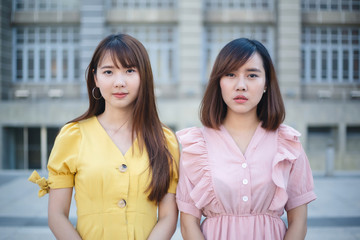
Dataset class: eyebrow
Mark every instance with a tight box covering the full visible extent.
[246,68,262,72]
[99,65,115,69]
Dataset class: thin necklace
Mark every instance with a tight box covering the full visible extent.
[108,118,129,137]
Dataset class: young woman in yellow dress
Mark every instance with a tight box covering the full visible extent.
[29,33,179,239]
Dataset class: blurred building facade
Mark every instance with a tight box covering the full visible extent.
[0,0,359,172]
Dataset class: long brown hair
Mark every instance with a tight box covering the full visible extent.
[200,38,285,130]
[72,34,174,202]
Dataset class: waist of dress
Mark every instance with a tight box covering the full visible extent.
[205,212,281,220]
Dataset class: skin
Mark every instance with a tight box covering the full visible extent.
[180,52,308,239]
[284,204,308,240]
[94,52,141,154]
[48,52,178,239]
[48,188,81,240]
[220,52,267,154]
[180,212,205,240]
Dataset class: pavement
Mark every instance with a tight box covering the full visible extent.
[0,170,359,240]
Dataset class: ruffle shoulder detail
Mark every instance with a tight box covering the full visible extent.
[177,127,224,214]
[269,124,302,211]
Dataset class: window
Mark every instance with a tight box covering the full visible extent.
[109,25,178,85]
[108,0,176,8]
[301,0,360,11]
[301,26,360,83]
[203,24,274,82]
[204,0,274,10]
[2,127,59,170]
[307,126,338,170]
[13,27,80,83]
[13,0,79,11]
[347,126,360,152]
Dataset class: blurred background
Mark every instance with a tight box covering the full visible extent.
[0,1,359,239]
[0,0,359,174]
[0,0,360,174]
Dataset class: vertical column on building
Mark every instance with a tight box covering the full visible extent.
[40,127,47,170]
[0,0,12,168]
[0,0,12,101]
[277,0,302,100]
[338,122,346,169]
[79,0,106,98]
[178,0,202,98]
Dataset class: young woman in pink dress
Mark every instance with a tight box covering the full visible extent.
[176,38,317,240]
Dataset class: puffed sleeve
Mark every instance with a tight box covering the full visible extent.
[47,122,81,189]
[163,127,180,194]
[285,145,317,211]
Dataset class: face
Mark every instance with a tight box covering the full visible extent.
[94,52,140,112]
[220,52,266,117]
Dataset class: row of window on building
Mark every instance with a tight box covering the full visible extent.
[13,25,360,85]
[3,125,360,170]
[12,0,360,11]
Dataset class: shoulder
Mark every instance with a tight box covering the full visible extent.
[58,121,80,138]
[277,124,301,142]
[276,124,303,162]
[176,127,204,146]
[55,117,96,144]
[162,126,178,147]
[162,126,176,141]
[162,126,180,159]
[176,127,207,167]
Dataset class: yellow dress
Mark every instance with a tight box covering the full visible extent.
[47,116,179,240]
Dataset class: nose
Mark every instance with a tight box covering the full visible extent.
[235,76,247,91]
[114,73,126,88]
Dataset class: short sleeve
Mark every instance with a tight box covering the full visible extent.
[47,122,81,189]
[163,127,180,194]
[175,127,211,220]
[285,145,317,211]
[176,157,202,219]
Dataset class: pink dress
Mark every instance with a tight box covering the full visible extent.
[176,123,317,240]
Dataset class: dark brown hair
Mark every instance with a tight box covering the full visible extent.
[72,34,174,202]
[200,38,285,130]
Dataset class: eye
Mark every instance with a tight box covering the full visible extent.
[126,68,136,73]
[248,73,258,78]
[225,73,235,78]
[103,70,112,75]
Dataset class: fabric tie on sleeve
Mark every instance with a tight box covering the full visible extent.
[28,170,49,197]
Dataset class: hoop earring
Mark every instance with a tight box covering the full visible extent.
[92,87,102,100]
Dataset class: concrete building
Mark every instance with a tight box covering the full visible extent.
[0,0,359,172]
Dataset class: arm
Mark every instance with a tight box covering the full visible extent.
[284,204,308,240]
[48,188,82,240]
[147,193,178,240]
[180,212,205,240]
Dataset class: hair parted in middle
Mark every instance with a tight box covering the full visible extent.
[200,38,285,131]
[71,33,175,202]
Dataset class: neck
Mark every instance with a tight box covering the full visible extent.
[98,107,133,130]
[223,110,260,132]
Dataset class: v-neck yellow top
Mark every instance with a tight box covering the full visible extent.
[47,116,179,240]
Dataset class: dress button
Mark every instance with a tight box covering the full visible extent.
[243,179,248,185]
[242,163,247,168]
[242,196,248,202]
[119,164,127,173]
[117,199,126,208]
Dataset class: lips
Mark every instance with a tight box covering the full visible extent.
[113,92,128,98]
[233,95,248,103]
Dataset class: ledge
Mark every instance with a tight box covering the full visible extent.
[302,11,360,25]
[106,9,177,23]
[204,10,275,23]
[11,11,80,24]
